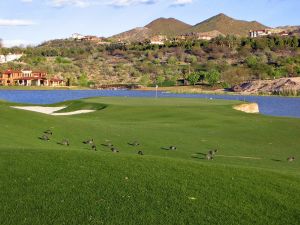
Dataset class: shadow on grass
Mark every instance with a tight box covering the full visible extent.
[192,152,207,160]
[271,159,283,162]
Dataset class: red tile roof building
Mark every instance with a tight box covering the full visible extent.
[0,69,65,86]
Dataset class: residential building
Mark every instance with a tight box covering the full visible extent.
[0,69,65,86]
[72,33,85,40]
[0,55,5,63]
[249,29,272,38]
[249,29,289,38]
[0,53,23,64]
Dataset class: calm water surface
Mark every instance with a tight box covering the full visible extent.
[0,90,299,118]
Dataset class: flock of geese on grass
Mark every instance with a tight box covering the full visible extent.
[39,129,296,162]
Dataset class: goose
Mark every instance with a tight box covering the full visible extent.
[44,129,53,135]
[60,139,70,146]
[206,153,213,160]
[40,134,50,141]
[91,144,97,151]
[111,147,119,153]
[83,139,94,145]
[129,141,140,147]
[287,156,295,162]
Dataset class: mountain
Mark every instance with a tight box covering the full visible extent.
[186,13,269,36]
[112,18,191,42]
[112,14,269,42]
[145,18,192,36]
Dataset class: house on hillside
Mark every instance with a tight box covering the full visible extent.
[150,35,167,45]
[72,33,85,40]
[0,70,22,86]
[0,55,5,63]
[72,33,102,42]
[249,29,289,38]
[249,29,271,38]
[0,53,23,64]
[0,69,65,86]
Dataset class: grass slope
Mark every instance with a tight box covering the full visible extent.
[0,97,300,225]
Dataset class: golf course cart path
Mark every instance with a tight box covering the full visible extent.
[11,106,95,116]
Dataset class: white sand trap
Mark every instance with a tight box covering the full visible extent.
[233,103,259,114]
[11,106,95,116]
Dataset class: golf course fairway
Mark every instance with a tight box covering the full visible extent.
[0,97,299,225]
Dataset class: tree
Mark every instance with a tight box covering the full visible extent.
[140,74,151,86]
[206,69,221,86]
[245,56,258,68]
[78,73,89,86]
[188,72,200,86]
[156,75,165,86]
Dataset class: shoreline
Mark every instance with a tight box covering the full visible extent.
[137,86,300,98]
[0,85,299,98]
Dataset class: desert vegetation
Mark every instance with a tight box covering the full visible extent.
[0,35,299,88]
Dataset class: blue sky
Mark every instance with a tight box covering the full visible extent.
[0,0,299,47]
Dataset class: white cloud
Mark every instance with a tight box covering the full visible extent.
[109,0,156,7]
[49,0,92,7]
[0,19,35,26]
[21,0,33,3]
[47,0,192,7]
[171,0,192,6]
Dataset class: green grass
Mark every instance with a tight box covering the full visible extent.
[0,97,300,225]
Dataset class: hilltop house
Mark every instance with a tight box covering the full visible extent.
[0,53,23,64]
[71,33,104,42]
[0,69,65,86]
[249,29,289,38]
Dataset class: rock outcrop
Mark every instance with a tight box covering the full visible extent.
[232,77,300,96]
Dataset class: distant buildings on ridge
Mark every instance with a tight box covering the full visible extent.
[249,29,290,38]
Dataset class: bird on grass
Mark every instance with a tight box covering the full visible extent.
[91,144,97,151]
[111,147,119,153]
[39,134,50,141]
[208,149,218,156]
[83,139,94,145]
[206,153,214,160]
[60,139,70,146]
[169,146,177,150]
[129,141,140,147]
[287,156,295,162]
[107,143,114,147]
[44,129,53,136]
[138,151,144,155]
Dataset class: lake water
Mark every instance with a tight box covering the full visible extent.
[0,90,299,118]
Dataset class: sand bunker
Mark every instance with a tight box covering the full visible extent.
[233,103,259,114]
[11,106,95,116]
